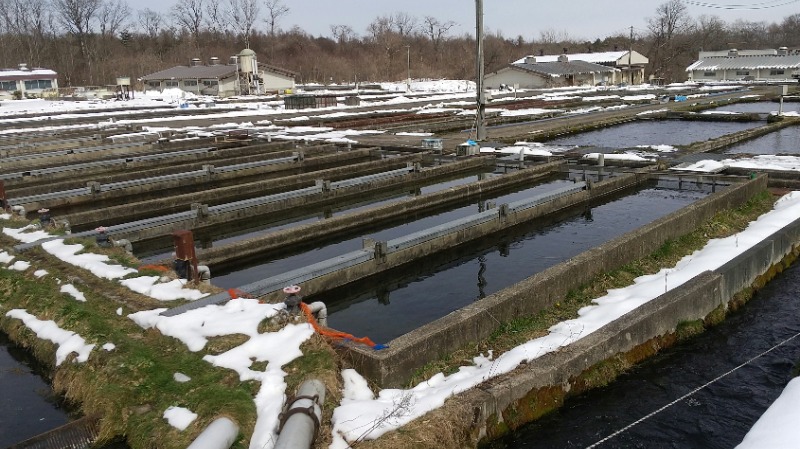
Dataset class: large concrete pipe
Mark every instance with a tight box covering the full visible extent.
[185,417,239,449]
[274,379,326,449]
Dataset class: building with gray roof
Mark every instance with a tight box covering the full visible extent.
[485,55,621,90]
[140,51,296,97]
[685,47,800,82]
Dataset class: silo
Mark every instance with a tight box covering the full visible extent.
[237,49,257,74]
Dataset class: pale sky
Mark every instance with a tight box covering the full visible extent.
[142,0,800,42]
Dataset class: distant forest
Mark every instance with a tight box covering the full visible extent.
[1,0,800,88]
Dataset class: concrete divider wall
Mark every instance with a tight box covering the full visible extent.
[471,214,800,444]
[199,157,506,266]
[40,149,376,213]
[343,175,768,387]
[65,151,405,230]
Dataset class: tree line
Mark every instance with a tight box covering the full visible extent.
[1,0,800,89]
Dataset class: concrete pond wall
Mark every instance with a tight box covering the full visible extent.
[342,175,769,388]
[354,175,800,449]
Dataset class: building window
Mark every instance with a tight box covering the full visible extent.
[202,79,218,87]
[183,80,198,86]
[703,71,716,76]
[165,80,179,87]
[736,70,750,76]
[23,79,52,90]
[147,81,161,88]
[0,81,17,91]
[770,70,785,76]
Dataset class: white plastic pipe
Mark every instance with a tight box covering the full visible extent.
[10,205,25,216]
[112,239,133,254]
[306,301,327,327]
[197,265,211,284]
[185,417,239,449]
[274,379,325,449]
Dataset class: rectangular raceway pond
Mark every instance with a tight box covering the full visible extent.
[545,119,764,148]
[135,166,521,260]
[168,173,587,287]
[711,101,800,115]
[307,178,718,344]
[721,125,800,155]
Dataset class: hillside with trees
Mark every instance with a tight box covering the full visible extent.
[1,0,800,88]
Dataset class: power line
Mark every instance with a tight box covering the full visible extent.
[684,0,800,10]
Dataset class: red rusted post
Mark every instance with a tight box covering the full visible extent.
[172,230,199,282]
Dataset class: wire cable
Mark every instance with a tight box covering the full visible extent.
[585,327,800,448]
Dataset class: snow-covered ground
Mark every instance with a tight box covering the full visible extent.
[4,188,800,448]
[1,80,798,448]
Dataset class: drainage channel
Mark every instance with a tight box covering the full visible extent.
[309,178,717,343]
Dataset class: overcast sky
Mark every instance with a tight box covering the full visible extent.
[254,0,797,42]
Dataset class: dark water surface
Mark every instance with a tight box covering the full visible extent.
[0,333,73,447]
[487,260,800,449]
[546,120,762,149]
[316,182,710,343]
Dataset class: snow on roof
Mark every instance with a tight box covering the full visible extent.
[512,60,618,77]
[686,54,800,72]
[140,65,238,81]
[513,51,630,65]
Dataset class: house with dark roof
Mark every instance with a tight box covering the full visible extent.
[0,64,58,99]
[511,50,648,84]
[686,47,800,82]
[485,55,620,89]
[140,51,296,97]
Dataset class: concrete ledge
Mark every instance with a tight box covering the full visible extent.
[342,175,768,388]
[358,207,800,449]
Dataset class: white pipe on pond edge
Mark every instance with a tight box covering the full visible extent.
[197,265,211,284]
[185,417,239,449]
[306,301,327,327]
[10,205,24,216]
[112,239,133,254]
[274,379,326,449]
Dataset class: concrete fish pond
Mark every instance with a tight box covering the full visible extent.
[3,87,800,449]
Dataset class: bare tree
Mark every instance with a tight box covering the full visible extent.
[98,0,129,37]
[204,0,226,37]
[52,0,102,81]
[391,11,416,37]
[262,0,287,36]
[647,0,695,80]
[422,16,455,58]
[695,15,728,51]
[330,24,354,44]
[226,0,259,47]
[137,8,162,38]
[171,0,204,46]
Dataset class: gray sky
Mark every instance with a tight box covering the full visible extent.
[140,0,800,42]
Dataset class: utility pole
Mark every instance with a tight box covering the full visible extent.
[628,26,634,85]
[406,45,411,91]
[475,0,487,141]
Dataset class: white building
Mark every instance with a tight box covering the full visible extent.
[511,50,649,84]
[140,50,296,97]
[485,55,620,89]
[0,64,58,99]
[686,48,800,82]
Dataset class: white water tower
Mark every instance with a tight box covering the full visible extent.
[236,48,260,94]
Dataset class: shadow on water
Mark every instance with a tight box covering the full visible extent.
[486,260,800,449]
[309,182,711,343]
